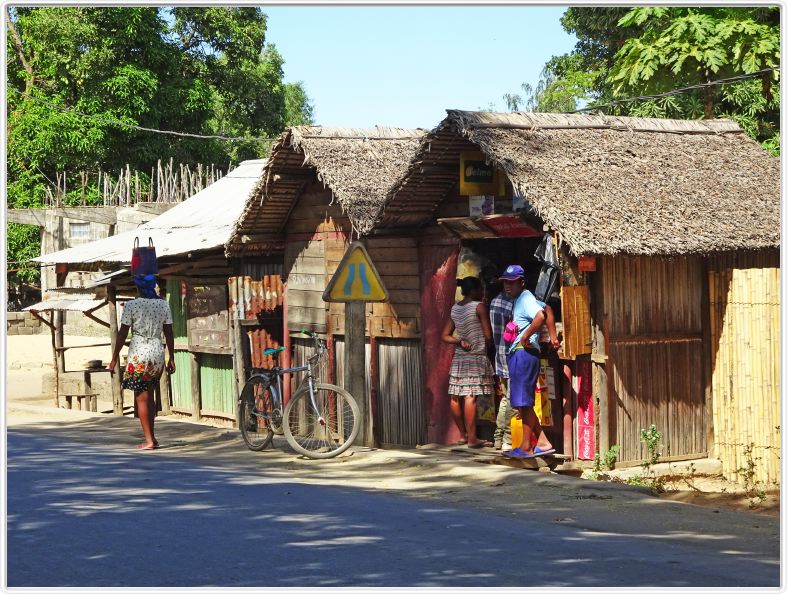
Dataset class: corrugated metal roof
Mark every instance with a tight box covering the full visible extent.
[35,159,266,265]
[24,298,106,312]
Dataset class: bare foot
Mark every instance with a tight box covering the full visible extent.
[136,442,157,450]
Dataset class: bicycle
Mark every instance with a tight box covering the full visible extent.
[238,330,360,459]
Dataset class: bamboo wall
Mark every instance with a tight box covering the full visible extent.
[603,256,707,462]
[708,250,780,486]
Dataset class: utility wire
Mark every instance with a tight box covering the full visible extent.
[572,67,779,113]
[7,87,278,143]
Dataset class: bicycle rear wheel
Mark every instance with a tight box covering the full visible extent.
[283,383,360,459]
[238,376,278,451]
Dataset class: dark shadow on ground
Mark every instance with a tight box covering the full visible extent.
[7,420,780,588]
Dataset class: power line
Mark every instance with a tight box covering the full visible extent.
[7,87,278,143]
[572,67,779,113]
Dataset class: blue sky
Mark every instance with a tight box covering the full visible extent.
[263,6,576,129]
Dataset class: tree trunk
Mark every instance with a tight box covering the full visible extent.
[703,72,715,120]
[6,8,34,93]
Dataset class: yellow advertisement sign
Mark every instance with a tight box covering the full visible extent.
[459,151,506,196]
[323,242,389,303]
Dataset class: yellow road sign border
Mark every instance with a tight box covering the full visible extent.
[322,241,389,303]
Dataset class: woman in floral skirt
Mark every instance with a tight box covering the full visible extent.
[441,276,495,448]
[108,274,176,449]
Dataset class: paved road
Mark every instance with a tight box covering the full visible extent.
[7,425,780,588]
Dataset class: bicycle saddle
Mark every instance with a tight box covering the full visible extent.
[263,346,286,356]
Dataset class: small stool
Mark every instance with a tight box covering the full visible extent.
[62,393,98,411]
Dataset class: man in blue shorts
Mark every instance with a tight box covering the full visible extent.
[500,264,555,458]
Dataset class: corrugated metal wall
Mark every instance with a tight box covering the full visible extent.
[165,279,192,409]
[708,250,780,486]
[377,339,426,446]
[171,351,193,409]
[603,256,706,462]
[199,354,235,416]
[241,261,282,280]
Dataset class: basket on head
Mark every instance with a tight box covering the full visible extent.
[131,236,158,276]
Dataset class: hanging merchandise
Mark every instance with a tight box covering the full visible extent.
[131,237,158,276]
[533,234,560,302]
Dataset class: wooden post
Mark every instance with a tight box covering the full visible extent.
[590,262,610,455]
[345,300,371,446]
[49,311,60,408]
[190,351,201,420]
[83,371,96,412]
[701,257,714,456]
[160,366,172,416]
[54,311,65,374]
[562,363,574,459]
[107,285,124,416]
[282,282,292,407]
[369,334,380,446]
[231,318,247,413]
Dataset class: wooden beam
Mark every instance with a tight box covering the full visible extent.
[49,311,59,408]
[83,311,110,329]
[29,310,55,329]
[107,286,124,416]
[190,352,201,420]
[8,207,118,226]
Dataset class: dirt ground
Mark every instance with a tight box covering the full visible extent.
[658,475,779,517]
[5,334,780,517]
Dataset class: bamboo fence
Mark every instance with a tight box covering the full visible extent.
[709,264,780,486]
[44,159,228,207]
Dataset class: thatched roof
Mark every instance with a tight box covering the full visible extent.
[226,126,425,256]
[381,110,780,256]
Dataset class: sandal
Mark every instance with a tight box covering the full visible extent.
[467,440,493,449]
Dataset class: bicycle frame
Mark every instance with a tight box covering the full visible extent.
[242,333,325,419]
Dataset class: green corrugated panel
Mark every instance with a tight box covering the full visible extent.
[165,279,188,343]
[171,351,193,409]
[199,354,234,415]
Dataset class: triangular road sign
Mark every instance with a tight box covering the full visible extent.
[323,242,389,303]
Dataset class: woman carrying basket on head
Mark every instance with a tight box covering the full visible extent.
[107,239,176,450]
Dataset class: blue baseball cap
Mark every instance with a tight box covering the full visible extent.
[499,264,525,280]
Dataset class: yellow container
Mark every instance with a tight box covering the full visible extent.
[511,416,523,450]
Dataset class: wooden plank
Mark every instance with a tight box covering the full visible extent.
[288,289,327,309]
[376,276,420,290]
[562,285,592,359]
[372,303,420,318]
[287,305,326,326]
[363,247,420,262]
[286,217,348,234]
[365,237,418,249]
[289,204,345,221]
[286,272,326,291]
[190,352,201,420]
[374,261,420,276]
[289,256,325,275]
[386,289,421,305]
[107,286,124,416]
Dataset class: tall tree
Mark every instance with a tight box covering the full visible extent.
[6,6,314,283]
[504,7,779,154]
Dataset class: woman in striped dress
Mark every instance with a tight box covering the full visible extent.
[441,276,495,448]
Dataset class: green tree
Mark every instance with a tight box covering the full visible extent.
[504,7,779,153]
[6,6,314,284]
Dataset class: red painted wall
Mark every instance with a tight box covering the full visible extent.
[419,234,460,444]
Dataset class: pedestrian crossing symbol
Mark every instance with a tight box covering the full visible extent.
[323,242,389,303]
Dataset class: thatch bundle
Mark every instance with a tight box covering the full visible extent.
[227,126,425,255]
[383,110,780,256]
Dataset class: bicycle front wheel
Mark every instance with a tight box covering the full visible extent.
[283,383,360,459]
[238,376,278,451]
